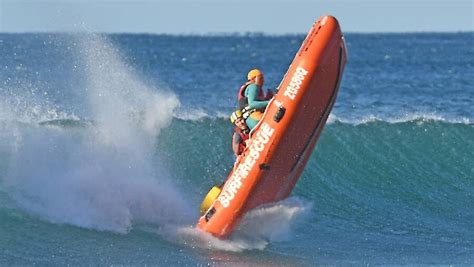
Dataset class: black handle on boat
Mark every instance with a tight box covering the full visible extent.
[274,106,286,122]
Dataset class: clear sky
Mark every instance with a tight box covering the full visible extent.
[0,0,472,34]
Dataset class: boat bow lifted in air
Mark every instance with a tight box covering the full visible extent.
[198,15,348,238]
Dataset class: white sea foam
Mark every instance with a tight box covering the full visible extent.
[328,112,472,125]
[170,108,472,126]
[386,112,472,124]
[173,108,212,121]
[170,107,234,122]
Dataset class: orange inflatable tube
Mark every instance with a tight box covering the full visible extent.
[197,15,348,238]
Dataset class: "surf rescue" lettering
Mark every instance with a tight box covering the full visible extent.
[283,67,308,100]
[217,122,275,208]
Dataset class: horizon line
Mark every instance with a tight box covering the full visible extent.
[1,30,473,36]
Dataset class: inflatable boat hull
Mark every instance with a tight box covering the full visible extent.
[197,15,347,238]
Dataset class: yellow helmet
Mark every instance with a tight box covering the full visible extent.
[247,69,262,80]
[230,110,243,124]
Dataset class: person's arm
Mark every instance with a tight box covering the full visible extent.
[246,84,269,109]
[232,132,243,156]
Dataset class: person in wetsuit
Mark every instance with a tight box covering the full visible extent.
[237,69,273,130]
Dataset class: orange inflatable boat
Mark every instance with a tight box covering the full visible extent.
[197,15,347,238]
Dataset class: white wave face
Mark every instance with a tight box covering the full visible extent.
[1,34,193,233]
[169,108,471,125]
[171,197,312,252]
[328,112,473,125]
[172,107,232,121]
[173,107,212,121]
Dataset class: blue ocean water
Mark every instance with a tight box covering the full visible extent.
[0,31,473,265]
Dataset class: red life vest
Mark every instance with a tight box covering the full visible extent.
[237,82,266,110]
[234,126,250,155]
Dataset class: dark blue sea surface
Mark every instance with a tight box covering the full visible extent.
[0,31,473,265]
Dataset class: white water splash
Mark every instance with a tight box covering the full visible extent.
[1,34,193,233]
[0,86,78,124]
[168,197,312,252]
